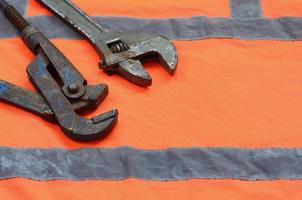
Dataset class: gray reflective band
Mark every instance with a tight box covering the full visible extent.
[1,0,302,182]
[0,0,27,38]
[1,147,302,181]
[1,15,302,41]
[230,0,263,19]
[2,0,27,15]
[1,0,302,41]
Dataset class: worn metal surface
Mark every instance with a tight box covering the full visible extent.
[0,1,118,141]
[38,0,178,87]
[0,80,54,121]
[27,52,118,141]
[0,80,110,121]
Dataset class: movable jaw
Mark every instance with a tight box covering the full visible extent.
[65,109,119,141]
[98,32,178,87]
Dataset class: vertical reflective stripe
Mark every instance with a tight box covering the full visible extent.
[230,0,263,19]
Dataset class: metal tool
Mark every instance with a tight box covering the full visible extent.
[0,1,118,141]
[0,80,108,121]
[38,0,178,87]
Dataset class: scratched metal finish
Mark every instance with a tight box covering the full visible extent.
[38,0,178,87]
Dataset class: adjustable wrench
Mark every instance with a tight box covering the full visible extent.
[38,0,178,87]
[0,1,118,141]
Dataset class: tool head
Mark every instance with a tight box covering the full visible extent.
[36,0,178,87]
[97,32,178,87]
[64,109,119,141]
[27,53,119,142]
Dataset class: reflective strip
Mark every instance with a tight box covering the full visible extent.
[1,147,302,181]
[1,16,302,40]
[0,1,301,41]
[3,0,27,15]
[230,0,263,19]
[0,0,28,38]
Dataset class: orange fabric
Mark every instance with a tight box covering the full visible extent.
[263,0,302,17]
[2,39,302,149]
[1,179,302,200]
[26,0,230,17]
[1,0,302,199]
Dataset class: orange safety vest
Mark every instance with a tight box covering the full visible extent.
[1,0,302,199]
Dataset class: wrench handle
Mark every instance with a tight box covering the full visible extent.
[38,0,107,44]
[0,80,54,121]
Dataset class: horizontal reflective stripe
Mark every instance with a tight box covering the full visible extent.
[1,147,302,181]
[230,0,263,19]
[1,15,302,41]
[0,1,301,41]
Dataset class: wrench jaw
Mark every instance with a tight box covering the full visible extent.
[129,35,178,75]
[98,32,178,87]
[62,109,119,141]
[118,59,152,87]
[145,36,178,75]
[69,83,109,112]
[26,54,109,114]
[27,52,119,142]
